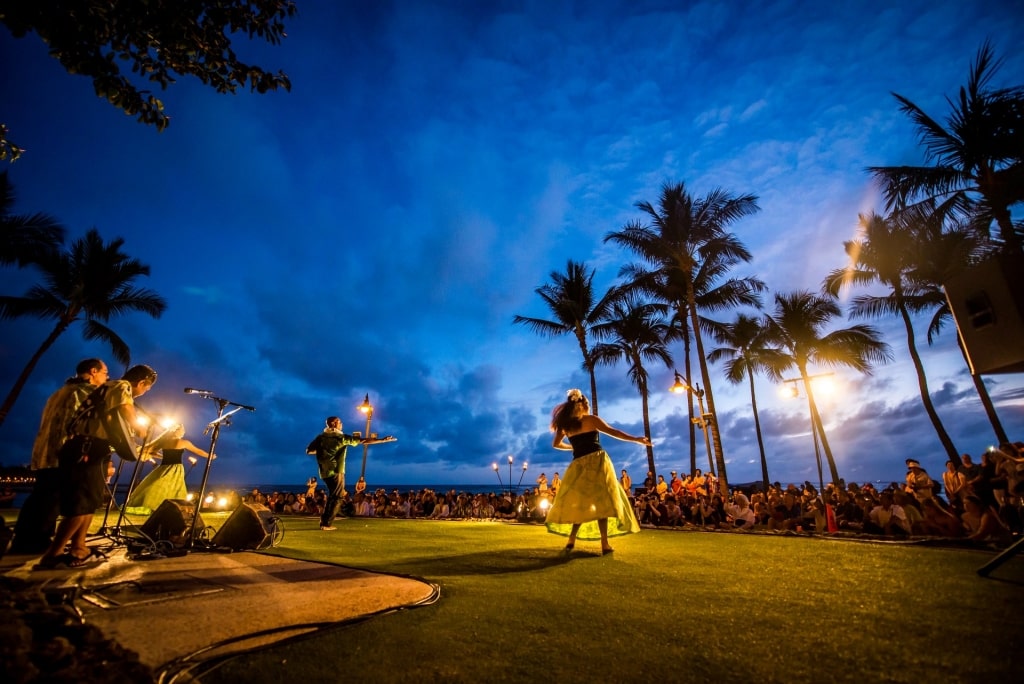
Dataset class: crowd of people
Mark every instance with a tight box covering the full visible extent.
[252,443,1023,550]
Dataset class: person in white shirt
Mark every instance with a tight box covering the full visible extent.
[866,490,910,536]
[725,492,756,530]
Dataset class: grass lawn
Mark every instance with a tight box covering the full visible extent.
[191,517,1024,683]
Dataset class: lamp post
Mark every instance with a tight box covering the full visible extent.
[357,394,373,482]
[670,371,715,474]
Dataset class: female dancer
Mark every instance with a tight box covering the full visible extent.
[125,424,212,515]
[546,388,647,554]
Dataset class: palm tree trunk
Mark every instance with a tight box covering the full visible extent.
[587,359,600,417]
[803,371,841,487]
[0,320,70,428]
[955,334,1009,444]
[898,305,960,461]
[683,335,697,476]
[688,299,728,494]
[676,310,698,474]
[640,378,655,477]
[575,331,599,416]
[748,369,770,490]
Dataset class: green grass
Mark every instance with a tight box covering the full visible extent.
[188,517,1024,683]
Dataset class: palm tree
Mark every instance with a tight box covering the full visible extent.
[707,313,787,490]
[590,297,673,477]
[0,228,167,427]
[823,207,960,462]
[868,40,1024,253]
[763,291,892,487]
[513,260,618,415]
[0,171,65,267]
[911,216,1010,445]
[605,181,761,493]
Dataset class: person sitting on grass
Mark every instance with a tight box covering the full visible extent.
[962,494,1012,545]
[918,497,964,537]
[864,489,910,537]
[725,492,756,530]
[662,495,683,528]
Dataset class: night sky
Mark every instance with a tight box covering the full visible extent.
[2,0,1023,491]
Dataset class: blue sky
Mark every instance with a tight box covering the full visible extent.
[2,0,1023,490]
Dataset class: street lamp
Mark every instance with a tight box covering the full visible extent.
[357,394,374,482]
[670,371,715,473]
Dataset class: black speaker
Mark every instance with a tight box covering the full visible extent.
[140,499,204,544]
[944,254,1024,375]
[212,503,280,550]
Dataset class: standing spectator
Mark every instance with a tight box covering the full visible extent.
[705,470,719,497]
[655,474,668,501]
[12,358,108,554]
[669,471,683,498]
[536,472,548,493]
[643,470,656,493]
[546,388,646,554]
[904,458,935,503]
[959,454,981,486]
[620,469,632,495]
[942,460,967,508]
[550,471,561,495]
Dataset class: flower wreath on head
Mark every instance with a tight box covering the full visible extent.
[566,388,584,403]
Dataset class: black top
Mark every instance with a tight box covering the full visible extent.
[567,431,601,459]
[160,448,185,466]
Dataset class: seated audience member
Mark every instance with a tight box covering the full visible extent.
[864,490,911,536]
[962,494,1012,545]
[662,496,683,528]
[768,490,801,531]
[919,497,964,537]
[494,494,516,520]
[725,492,756,530]
[893,490,925,534]
[636,494,662,525]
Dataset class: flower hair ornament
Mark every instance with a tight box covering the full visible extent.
[566,388,584,403]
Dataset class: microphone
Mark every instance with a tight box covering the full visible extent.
[184,388,214,395]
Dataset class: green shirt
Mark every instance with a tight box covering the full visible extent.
[307,429,361,479]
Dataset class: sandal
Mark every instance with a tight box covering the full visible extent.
[67,549,106,568]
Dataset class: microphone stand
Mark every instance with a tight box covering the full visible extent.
[185,392,255,551]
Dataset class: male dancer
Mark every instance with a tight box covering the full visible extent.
[306,416,394,530]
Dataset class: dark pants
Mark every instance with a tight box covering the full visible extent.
[320,473,345,527]
[57,436,112,516]
[11,468,61,553]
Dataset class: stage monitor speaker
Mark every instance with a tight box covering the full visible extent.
[140,499,204,545]
[944,254,1024,375]
[212,503,280,550]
